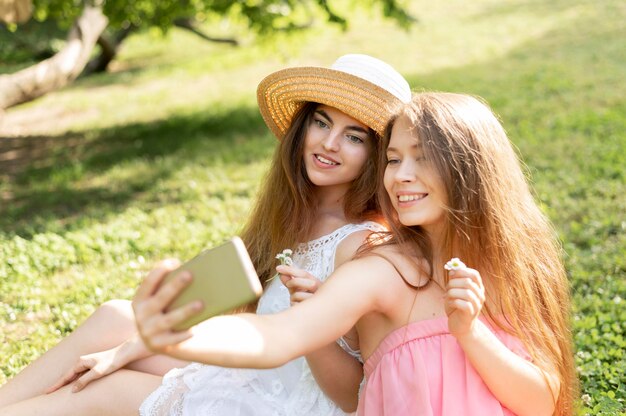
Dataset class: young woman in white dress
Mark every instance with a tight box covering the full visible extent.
[0,54,411,415]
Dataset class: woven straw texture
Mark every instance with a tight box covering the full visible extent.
[257,67,401,139]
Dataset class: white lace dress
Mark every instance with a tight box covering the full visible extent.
[140,222,382,416]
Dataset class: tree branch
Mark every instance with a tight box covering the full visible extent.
[173,17,238,46]
[82,24,134,75]
[0,6,108,109]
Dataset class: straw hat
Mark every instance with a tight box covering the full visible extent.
[257,54,411,139]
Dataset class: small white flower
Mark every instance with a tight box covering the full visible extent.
[444,258,466,271]
[269,249,295,282]
[581,393,592,406]
[275,249,294,266]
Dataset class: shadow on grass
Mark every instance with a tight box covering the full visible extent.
[0,104,268,234]
[1,0,623,238]
[1,0,624,410]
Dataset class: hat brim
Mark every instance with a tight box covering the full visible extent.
[257,66,401,139]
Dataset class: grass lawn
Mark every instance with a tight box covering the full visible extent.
[1,0,624,414]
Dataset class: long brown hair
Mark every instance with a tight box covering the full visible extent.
[378,93,577,415]
[241,102,383,289]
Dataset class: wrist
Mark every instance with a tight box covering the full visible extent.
[118,334,152,363]
[453,319,488,346]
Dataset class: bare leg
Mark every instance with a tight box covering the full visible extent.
[0,300,187,408]
[0,369,162,416]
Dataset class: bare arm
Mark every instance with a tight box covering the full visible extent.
[446,266,559,416]
[280,230,371,412]
[302,344,362,412]
[455,322,558,416]
[132,257,386,370]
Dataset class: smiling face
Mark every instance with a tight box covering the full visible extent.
[384,115,448,236]
[303,105,372,192]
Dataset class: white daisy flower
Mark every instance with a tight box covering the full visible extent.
[444,258,466,271]
[275,249,294,266]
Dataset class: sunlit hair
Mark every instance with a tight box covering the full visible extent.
[241,102,382,290]
[377,92,577,415]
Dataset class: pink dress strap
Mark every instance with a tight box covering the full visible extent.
[358,317,530,416]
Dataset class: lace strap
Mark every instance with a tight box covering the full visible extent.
[325,222,380,270]
[325,221,385,260]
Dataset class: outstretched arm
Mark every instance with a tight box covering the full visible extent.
[445,266,559,416]
[279,231,370,412]
[279,268,362,412]
[132,257,384,370]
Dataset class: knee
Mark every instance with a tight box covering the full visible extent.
[96,299,134,322]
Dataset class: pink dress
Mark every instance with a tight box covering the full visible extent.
[357,317,531,416]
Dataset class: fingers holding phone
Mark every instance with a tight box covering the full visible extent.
[134,238,263,352]
[133,260,200,352]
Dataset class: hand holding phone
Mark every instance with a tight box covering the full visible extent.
[162,237,263,330]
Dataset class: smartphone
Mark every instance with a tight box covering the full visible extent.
[162,237,263,330]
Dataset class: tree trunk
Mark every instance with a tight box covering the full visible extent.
[0,6,108,110]
[82,25,135,75]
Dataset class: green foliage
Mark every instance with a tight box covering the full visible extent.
[1,1,625,414]
[1,0,412,67]
[28,0,412,32]
[0,20,65,70]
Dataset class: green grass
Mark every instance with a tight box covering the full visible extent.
[1,0,625,414]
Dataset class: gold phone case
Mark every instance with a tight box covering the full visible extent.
[163,237,263,330]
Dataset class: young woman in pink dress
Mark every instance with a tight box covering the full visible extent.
[130,92,577,416]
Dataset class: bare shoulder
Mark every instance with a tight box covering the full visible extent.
[360,245,428,288]
[334,229,374,268]
[330,247,419,312]
[320,253,402,310]
[332,245,409,287]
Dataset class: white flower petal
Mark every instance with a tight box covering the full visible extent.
[444,257,466,271]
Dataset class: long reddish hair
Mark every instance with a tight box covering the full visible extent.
[241,102,383,289]
[376,93,577,415]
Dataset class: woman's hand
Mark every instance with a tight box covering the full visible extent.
[46,347,124,393]
[276,264,322,305]
[45,331,152,393]
[132,259,203,353]
[444,266,486,339]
